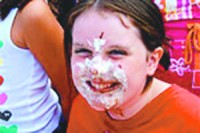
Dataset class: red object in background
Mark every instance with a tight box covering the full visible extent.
[0,75,4,85]
[193,71,200,87]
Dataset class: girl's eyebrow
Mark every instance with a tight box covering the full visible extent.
[108,44,128,50]
[73,42,129,50]
[73,42,85,47]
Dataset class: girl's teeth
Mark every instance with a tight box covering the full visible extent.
[91,82,111,89]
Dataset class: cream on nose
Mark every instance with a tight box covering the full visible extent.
[88,56,113,76]
[90,67,98,75]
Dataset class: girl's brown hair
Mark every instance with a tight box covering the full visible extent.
[65,0,171,70]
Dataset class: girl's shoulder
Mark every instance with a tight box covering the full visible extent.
[20,0,53,21]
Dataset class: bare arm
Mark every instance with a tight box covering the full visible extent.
[18,0,77,120]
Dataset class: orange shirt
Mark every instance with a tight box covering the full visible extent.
[67,84,200,133]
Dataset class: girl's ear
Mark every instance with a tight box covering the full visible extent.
[147,47,164,76]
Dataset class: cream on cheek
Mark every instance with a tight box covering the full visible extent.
[72,57,128,111]
[72,38,128,111]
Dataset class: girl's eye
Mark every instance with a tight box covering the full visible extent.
[108,49,127,59]
[74,48,92,57]
[108,49,127,57]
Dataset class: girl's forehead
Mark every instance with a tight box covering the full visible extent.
[72,9,135,34]
[72,9,141,47]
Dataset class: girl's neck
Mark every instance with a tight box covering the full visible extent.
[107,78,170,120]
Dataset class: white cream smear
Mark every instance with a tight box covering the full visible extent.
[72,37,128,111]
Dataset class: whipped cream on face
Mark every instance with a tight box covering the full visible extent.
[87,37,106,52]
[72,37,128,110]
[72,58,127,110]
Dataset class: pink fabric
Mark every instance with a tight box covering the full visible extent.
[154,0,200,95]
[154,0,200,21]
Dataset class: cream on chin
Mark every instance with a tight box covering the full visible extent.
[72,58,128,110]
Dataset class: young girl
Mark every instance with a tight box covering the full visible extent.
[0,0,76,132]
[65,0,200,132]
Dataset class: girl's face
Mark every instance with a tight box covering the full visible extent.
[71,9,156,111]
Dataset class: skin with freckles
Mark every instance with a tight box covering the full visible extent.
[71,8,166,119]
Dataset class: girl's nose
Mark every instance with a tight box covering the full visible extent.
[90,67,98,75]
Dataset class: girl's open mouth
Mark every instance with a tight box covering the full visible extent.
[86,80,121,93]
